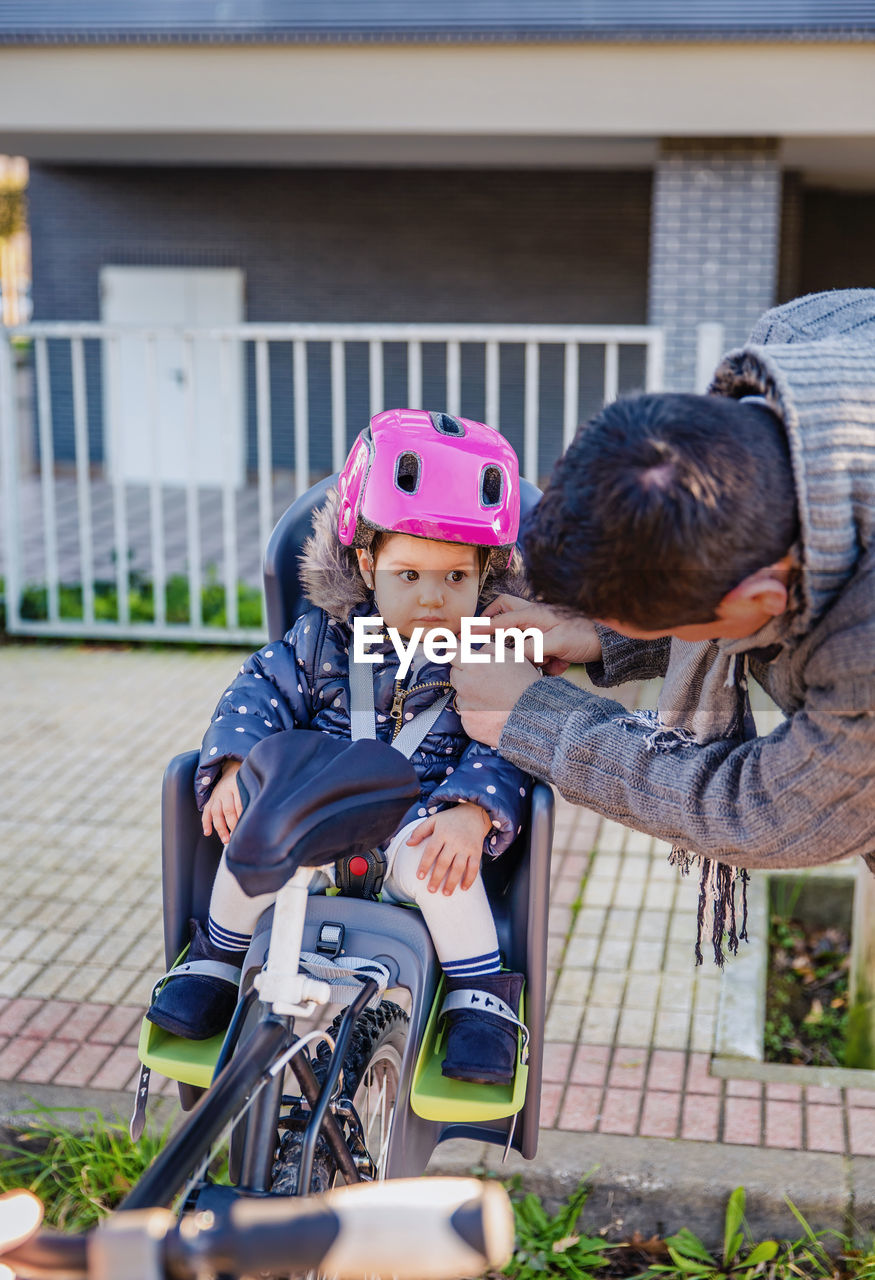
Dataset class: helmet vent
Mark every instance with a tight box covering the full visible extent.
[480,465,504,507]
[430,412,466,438]
[395,451,421,494]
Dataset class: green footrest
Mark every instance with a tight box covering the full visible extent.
[137,944,227,1088]
[409,976,528,1123]
[137,1017,225,1089]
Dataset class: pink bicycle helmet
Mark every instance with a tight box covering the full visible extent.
[336,408,520,570]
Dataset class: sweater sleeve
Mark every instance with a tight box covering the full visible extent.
[195,613,321,809]
[434,739,532,859]
[585,624,671,688]
[497,631,875,871]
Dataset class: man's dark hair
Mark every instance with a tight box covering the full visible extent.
[523,393,799,630]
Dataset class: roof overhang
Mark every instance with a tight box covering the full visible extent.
[2,41,875,185]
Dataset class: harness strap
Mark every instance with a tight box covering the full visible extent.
[439,988,530,1064]
[349,657,451,758]
[152,958,243,991]
[298,951,390,1008]
[349,656,378,741]
[391,692,452,756]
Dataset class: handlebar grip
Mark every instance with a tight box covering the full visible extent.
[7,1178,514,1280]
[314,1177,515,1279]
[131,1177,513,1280]
[4,1230,88,1279]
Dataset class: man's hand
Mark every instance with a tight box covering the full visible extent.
[0,1190,43,1280]
[483,594,602,674]
[202,760,243,842]
[450,643,541,747]
[405,803,492,896]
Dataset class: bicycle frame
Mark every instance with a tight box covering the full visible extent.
[125,869,375,1210]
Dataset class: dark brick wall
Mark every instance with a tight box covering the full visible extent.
[797,188,875,295]
[28,165,651,323]
[27,164,652,470]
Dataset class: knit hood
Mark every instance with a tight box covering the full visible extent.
[710,288,875,642]
[298,486,531,624]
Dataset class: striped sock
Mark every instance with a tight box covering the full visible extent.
[208,917,253,958]
[442,949,502,981]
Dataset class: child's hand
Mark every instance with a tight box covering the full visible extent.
[406,803,492,896]
[202,760,243,843]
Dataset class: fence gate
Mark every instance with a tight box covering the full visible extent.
[0,320,665,644]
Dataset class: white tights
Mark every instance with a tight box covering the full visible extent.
[208,819,500,970]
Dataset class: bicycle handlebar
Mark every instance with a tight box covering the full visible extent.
[7,1177,514,1280]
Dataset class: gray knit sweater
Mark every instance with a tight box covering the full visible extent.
[499,290,875,873]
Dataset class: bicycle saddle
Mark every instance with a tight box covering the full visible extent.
[226,730,420,895]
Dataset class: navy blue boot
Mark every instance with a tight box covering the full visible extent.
[440,972,526,1085]
[146,919,242,1041]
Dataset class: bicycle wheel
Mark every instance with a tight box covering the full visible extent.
[271,1000,409,1194]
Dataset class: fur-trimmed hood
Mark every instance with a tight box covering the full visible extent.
[299,487,531,623]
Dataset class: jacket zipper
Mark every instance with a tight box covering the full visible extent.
[388,678,453,742]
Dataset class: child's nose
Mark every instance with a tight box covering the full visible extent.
[418,577,444,606]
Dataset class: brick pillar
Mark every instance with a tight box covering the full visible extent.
[648,139,782,391]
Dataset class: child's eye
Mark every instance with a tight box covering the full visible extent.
[399,570,419,582]
[448,571,468,584]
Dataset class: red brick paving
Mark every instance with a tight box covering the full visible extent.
[680,1093,720,1142]
[0,1037,42,1079]
[766,1082,803,1102]
[723,1096,762,1145]
[570,1044,610,1086]
[51,1043,115,1088]
[686,1051,721,1094]
[0,998,42,1036]
[765,1099,803,1149]
[539,1082,562,1128]
[846,1088,875,1109]
[542,1042,574,1083]
[600,1088,642,1135]
[647,1049,686,1092]
[806,1104,845,1153]
[89,1045,141,1092]
[16,1000,74,1040]
[806,1085,841,1106]
[58,1002,112,1042]
[639,1090,681,1138]
[848,1108,875,1156]
[726,1078,763,1098]
[608,1047,647,1089]
[17,1039,76,1085]
[559,1084,602,1131]
[91,1006,143,1045]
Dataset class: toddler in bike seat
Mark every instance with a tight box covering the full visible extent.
[147,409,534,1086]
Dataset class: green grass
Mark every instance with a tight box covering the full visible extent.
[0,1104,172,1232]
[490,1179,873,1279]
[3,1115,875,1277]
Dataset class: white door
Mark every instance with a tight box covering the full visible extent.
[101,266,245,487]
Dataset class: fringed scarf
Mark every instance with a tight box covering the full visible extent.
[643,614,789,965]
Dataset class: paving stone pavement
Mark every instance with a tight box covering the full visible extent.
[3,641,875,1238]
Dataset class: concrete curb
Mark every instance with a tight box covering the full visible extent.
[0,1081,178,1140]
[428,1129,867,1247]
[1,1081,870,1249]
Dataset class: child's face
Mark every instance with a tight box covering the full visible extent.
[356,534,481,640]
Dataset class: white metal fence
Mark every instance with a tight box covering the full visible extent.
[0,321,665,644]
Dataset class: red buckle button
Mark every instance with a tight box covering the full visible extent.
[348,855,369,876]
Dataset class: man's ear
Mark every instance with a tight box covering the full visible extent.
[717,562,791,623]
[355,547,374,587]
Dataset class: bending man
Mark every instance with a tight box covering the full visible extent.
[450,289,875,960]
